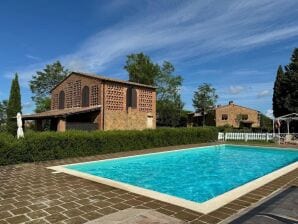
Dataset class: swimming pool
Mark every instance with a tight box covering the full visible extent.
[50,145,298,213]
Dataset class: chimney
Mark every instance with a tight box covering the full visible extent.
[229,101,234,105]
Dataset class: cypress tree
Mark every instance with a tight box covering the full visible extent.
[6,73,22,135]
[273,65,286,117]
[284,48,298,114]
[273,48,298,117]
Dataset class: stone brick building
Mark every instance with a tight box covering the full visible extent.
[23,72,156,131]
[188,101,260,128]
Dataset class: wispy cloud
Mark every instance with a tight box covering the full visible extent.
[7,0,298,85]
[257,90,271,98]
[25,54,41,61]
[22,101,33,108]
[3,0,297,116]
[227,85,245,95]
[265,109,273,118]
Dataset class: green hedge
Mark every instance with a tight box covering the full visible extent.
[0,127,218,165]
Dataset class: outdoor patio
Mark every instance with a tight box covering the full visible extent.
[0,143,297,224]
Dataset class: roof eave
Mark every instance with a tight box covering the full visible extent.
[50,71,157,93]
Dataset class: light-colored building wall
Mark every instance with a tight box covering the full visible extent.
[215,103,260,128]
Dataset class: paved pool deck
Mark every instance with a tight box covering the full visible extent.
[0,143,297,224]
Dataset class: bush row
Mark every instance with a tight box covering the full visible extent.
[0,127,218,165]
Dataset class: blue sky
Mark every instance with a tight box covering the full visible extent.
[1,0,298,117]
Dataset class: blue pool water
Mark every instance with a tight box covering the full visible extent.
[66,145,298,203]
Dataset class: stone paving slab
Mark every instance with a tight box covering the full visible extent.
[0,143,297,224]
[85,208,185,224]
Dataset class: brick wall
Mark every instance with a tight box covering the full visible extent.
[51,74,101,110]
[215,104,260,128]
[51,74,156,131]
[103,82,156,130]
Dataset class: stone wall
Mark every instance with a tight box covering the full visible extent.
[103,82,156,130]
[215,104,260,128]
[104,109,156,130]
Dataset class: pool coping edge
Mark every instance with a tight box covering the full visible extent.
[48,144,298,214]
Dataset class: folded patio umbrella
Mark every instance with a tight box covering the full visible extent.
[17,112,24,139]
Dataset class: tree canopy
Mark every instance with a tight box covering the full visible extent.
[0,100,8,126]
[283,48,298,114]
[156,61,184,127]
[30,61,69,112]
[273,48,298,117]
[124,53,160,85]
[124,53,184,127]
[192,83,218,126]
[273,65,286,117]
[260,114,273,132]
[7,74,22,135]
[156,61,183,101]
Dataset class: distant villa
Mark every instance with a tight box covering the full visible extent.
[188,101,260,128]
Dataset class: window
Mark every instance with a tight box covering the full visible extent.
[58,91,65,109]
[126,87,137,109]
[131,88,137,108]
[82,86,90,107]
[126,87,132,108]
[241,114,248,120]
[222,114,228,120]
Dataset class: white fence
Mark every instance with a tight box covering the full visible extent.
[218,132,298,142]
[218,132,274,141]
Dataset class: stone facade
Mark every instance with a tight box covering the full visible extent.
[103,82,156,130]
[215,102,260,128]
[188,102,260,128]
[50,72,156,131]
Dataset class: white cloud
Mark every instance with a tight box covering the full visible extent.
[257,90,271,98]
[228,85,245,95]
[25,54,41,61]
[22,102,33,108]
[6,0,298,85]
[265,109,273,118]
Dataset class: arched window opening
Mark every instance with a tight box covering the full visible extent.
[58,91,65,109]
[131,88,137,108]
[82,86,90,107]
[126,87,132,108]
[126,87,137,109]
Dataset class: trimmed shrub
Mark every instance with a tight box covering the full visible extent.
[0,127,218,165]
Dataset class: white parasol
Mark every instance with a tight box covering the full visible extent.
[17,112,24,139]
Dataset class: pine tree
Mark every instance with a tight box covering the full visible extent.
[272,65,287,117]
[6,74,22,135]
